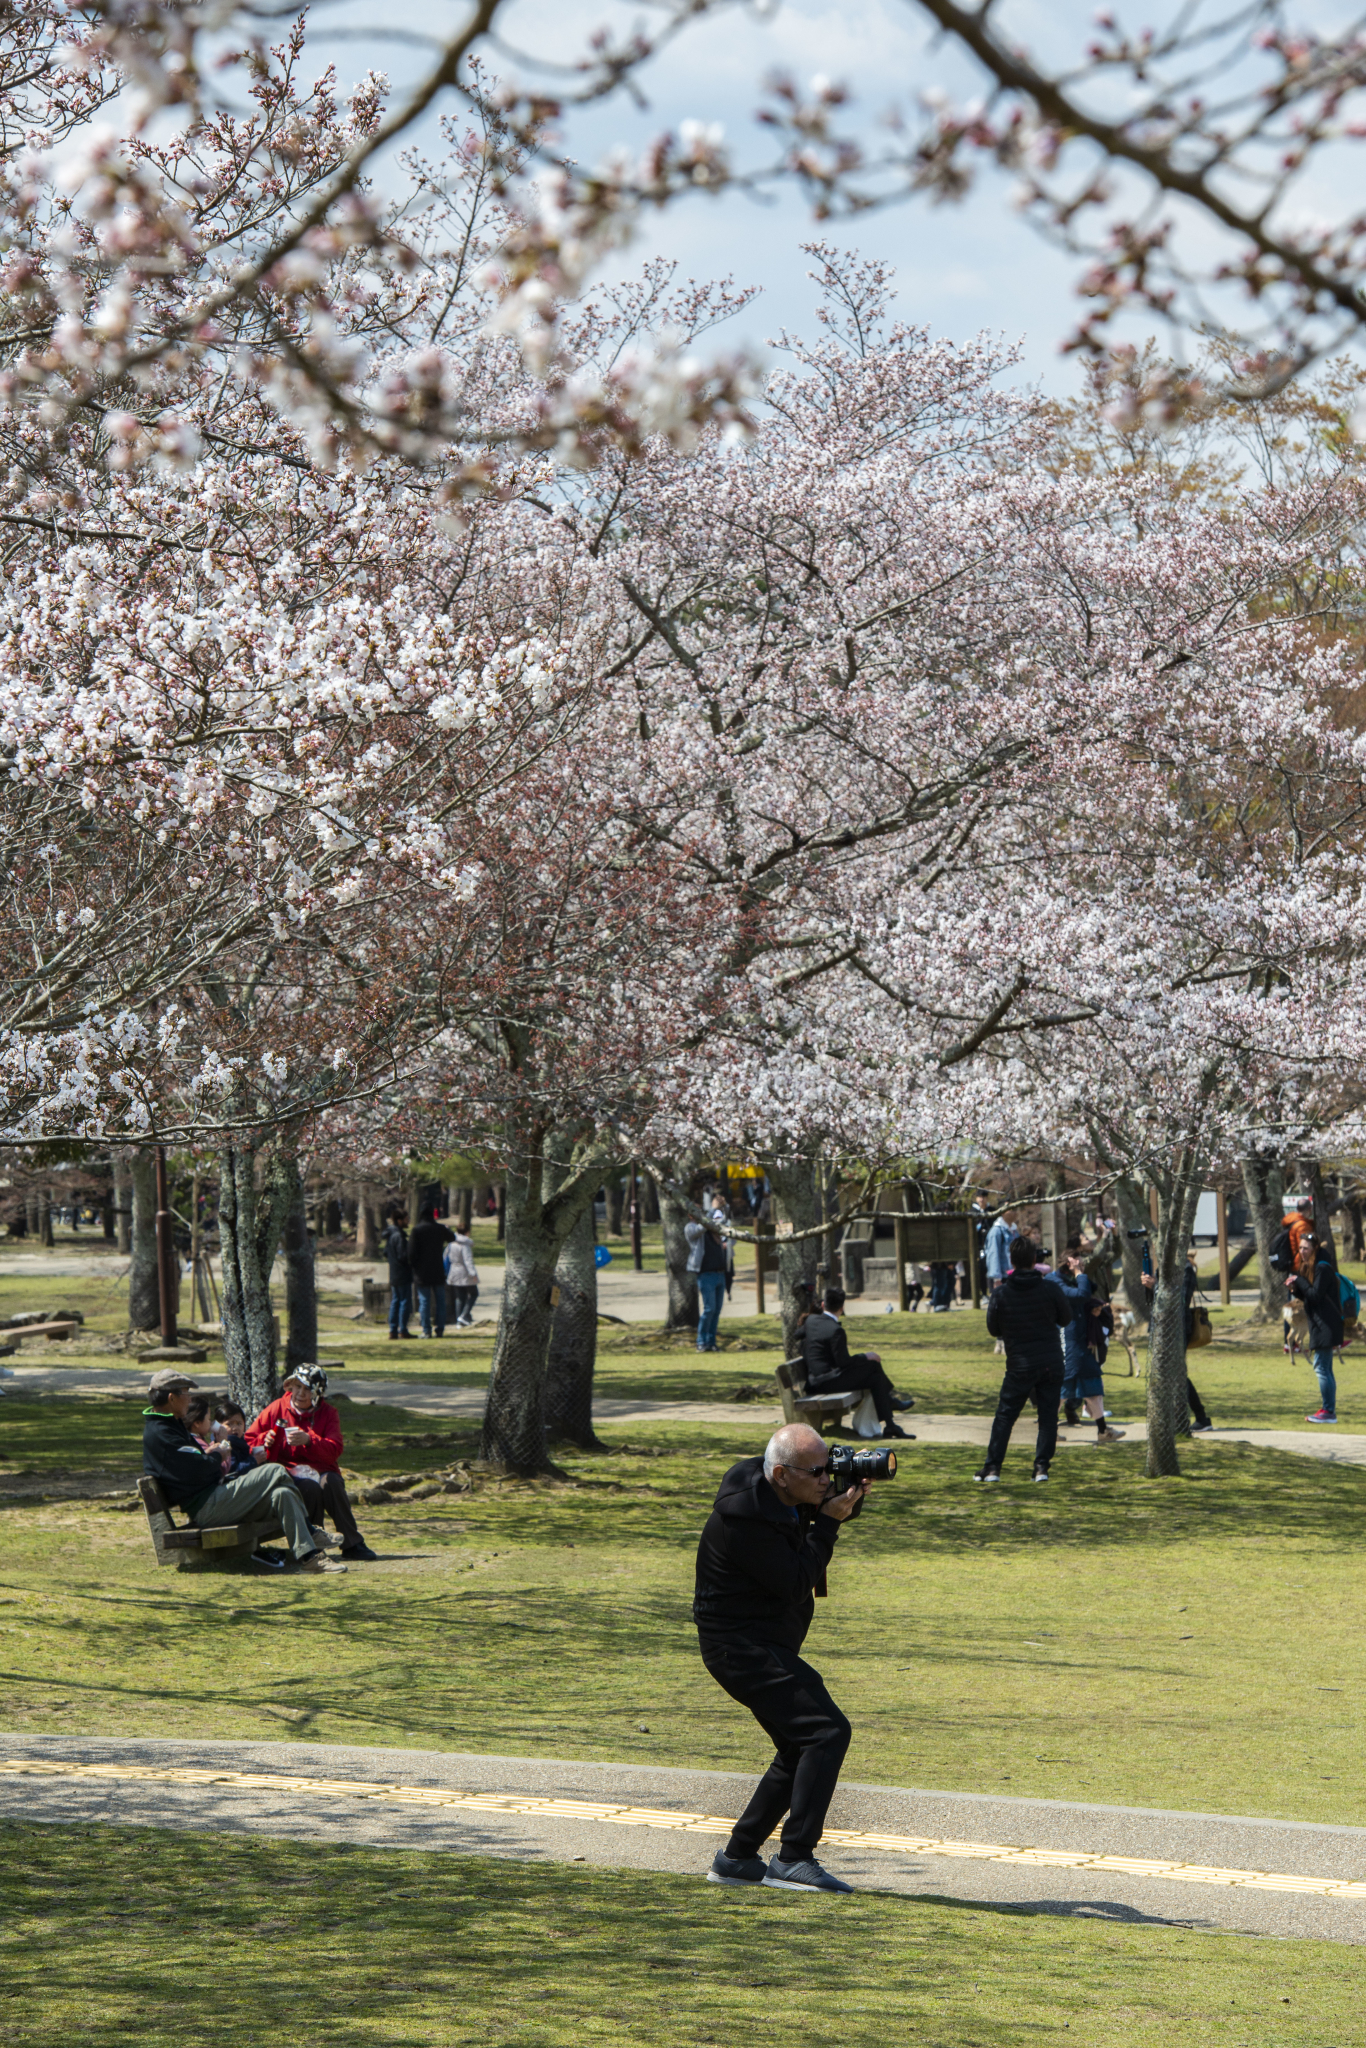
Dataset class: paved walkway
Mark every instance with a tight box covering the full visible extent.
[5,1361,1366,1465]
[1,1735,1362,1940]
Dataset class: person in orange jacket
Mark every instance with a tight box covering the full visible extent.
[248,1365,377,1561]
[1282,1197,1315,1269]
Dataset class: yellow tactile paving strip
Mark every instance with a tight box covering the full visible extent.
[3,1757,1365,1900]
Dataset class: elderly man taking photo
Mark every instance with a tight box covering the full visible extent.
[693,1421,876,1894]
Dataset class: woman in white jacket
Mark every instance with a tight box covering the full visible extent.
[444,1229,480,1328]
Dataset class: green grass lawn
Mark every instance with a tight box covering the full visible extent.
[1,1819,1359,2048]
[3,1399,1365,1826]
[8,1229,1365,1432]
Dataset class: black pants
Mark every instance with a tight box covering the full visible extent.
[291,1470,362,1546]
[808,1353,895,1427]
[985,1357,1064,1471]
[700,1636,851,1862]
[1185,1377,1210,1429]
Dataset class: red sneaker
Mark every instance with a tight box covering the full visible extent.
[1305,1409,1338,1424]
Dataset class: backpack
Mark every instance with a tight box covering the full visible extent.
[1340,1272,1360,1330]
[1268,1225,1294,1274]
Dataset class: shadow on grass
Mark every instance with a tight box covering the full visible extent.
[1,1820,1358,2048]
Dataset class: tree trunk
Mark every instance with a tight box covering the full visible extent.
[113,1155,131,1254]
[1348,1198,1365,1262]
[282,1160,318,1372]
[25,1192,38,1238]
[128,1149,160,1329]
[1303,1158,1337,1270]
[1241,1149,1286,1319]
[1113,1175,1150,1318]
[458,1186,473,1231]
[101,1180,115,1241]
[323,1192,343,1239]
[642,1172,661,1225]
[40,1189,54,1248]
[606,1172,625,1237]
[481,1151,603,1473]
[546,1194,601,1449]
[768,1154,823,1358]
[356,1189,378,1261]
[219,1144,286,1415]
[1145,1164,1204,1478]
[660,1152,701,1331]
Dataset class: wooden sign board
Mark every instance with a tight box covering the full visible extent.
[901,1216,972,1262]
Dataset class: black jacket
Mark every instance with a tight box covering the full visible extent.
[985,1269,1071,1372]
[693,1455,840,1650]
[385,1224,413,1287]
[409,1218,454,1286]
[801,1311,867,1389]
[1291,1260,1345,1352]
[142,1408,223,1515]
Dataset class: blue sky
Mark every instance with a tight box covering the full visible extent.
[279,0,1366,394]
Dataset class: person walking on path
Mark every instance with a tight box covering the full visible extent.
[686,1202,730,1352]
[384,1211,414,1339]
[978,1236,1073,1483]
[1057,1237,1125,1443]
[445,1223,479,1327]
[693,1422,877,1894]
[410,1205,454,1338]
[1289,1235,1345,1423]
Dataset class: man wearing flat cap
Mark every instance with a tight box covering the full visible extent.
[141,1369,346,1574]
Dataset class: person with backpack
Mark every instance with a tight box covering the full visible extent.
[1289,1234,1345,1423]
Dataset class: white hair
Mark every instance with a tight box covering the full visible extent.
[764,1422,823,1481]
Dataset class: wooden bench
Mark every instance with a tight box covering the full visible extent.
[775,1360,866,1431]
[138,1475,285,1571]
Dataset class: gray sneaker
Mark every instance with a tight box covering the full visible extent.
[762,1856,853,1894]
[707,1850,766,1887]
[298,1550,348,1575]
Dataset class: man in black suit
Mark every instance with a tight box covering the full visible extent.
[801,1287,911,1440]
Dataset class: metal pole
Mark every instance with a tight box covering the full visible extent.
[630,1162,643,1272]
[895,1209,910,1313]
[1216,1187,1231,1306]
[155,1144,178,1349]
[968,1213,980,1310]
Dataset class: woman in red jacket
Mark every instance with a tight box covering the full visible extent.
[248,1366,377,1561]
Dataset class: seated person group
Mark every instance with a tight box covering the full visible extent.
[141,1362,376,1572]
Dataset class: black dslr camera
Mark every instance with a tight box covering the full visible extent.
[827,1443,899,1487]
